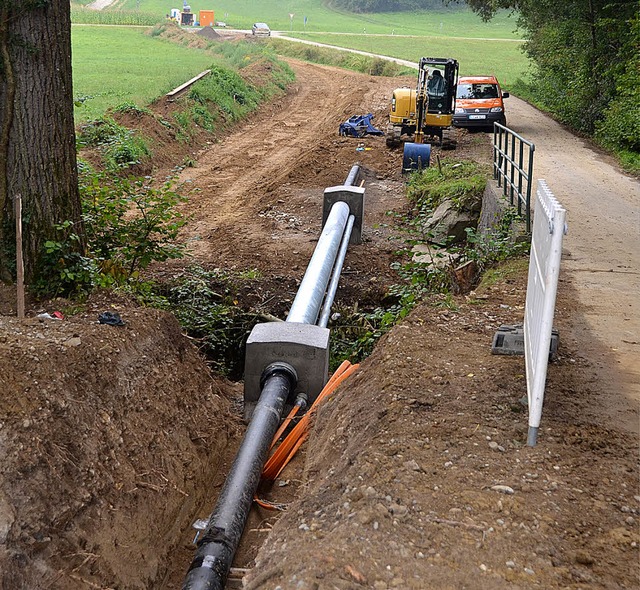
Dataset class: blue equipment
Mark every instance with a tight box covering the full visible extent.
[338,114,384,138]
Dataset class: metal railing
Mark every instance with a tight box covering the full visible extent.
[493,123,535,233]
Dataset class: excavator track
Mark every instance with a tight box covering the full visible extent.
[385,124,402,149]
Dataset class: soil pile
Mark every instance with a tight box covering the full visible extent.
[196,26,221,40]
[0,302,239,588]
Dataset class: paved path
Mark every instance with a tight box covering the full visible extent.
[506,96,639,431]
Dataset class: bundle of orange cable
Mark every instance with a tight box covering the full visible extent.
[255,361,359,509]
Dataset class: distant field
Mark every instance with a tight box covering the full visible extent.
[72,25,214,122]
[113,0,521,39]
[70,2,529,120]
[281,33,530,86]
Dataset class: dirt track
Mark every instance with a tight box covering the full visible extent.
[0,59,638,589]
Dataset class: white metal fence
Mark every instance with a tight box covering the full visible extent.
[524,180,567,446]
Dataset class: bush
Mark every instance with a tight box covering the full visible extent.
[34,172,188,296]
[77,116,150,171]
[81,173,187,278]
[595,16,640,173]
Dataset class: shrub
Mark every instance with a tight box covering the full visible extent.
[77,116,151,171]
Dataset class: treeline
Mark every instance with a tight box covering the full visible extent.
[330,0,462,12]
[465,0,639,171]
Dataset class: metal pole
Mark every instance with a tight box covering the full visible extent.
[344,164,360,187]
[317,215,355,328]
[287,201,350,325]
[183,363,297,590]
[526,144,535,233]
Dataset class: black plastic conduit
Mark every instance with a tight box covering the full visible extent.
[182,362,297,590]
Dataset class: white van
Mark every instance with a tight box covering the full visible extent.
[251,22,271,37]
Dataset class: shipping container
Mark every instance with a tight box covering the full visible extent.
[200,10,215,27]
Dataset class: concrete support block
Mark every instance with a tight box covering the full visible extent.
[491,324,559,360]
[244,322,330,420]
[323,186,365,244]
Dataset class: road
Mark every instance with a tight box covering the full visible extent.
[507,96,639,431]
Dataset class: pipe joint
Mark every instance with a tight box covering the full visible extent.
[294,391,309,411]
[260,362,298,391]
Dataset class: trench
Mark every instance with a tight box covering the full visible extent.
[152,166,402,589]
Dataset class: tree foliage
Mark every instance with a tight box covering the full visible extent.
[465,0,639,165]
[330,0,461,13]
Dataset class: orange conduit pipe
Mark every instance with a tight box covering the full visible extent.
[260,361,359,483]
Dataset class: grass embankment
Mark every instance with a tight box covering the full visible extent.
[75,24,294,171]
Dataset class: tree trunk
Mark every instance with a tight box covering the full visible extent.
[0,0,83,284]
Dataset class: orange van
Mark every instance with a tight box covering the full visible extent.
[453,75,509,128]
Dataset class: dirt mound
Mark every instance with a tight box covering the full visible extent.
[0,302,239,588]
[196,26,221,40]
[245,282,639,590]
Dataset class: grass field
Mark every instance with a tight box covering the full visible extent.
[282,33,530,85]
[112,0,521,39]
[72,25,214,122]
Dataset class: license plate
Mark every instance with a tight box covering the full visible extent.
[469,114,486,120]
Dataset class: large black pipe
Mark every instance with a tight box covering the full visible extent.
[182,363,297,590]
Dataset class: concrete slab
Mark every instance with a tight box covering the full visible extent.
[323,186,365,244]
[491,324,559,360]
[244,322,330,420]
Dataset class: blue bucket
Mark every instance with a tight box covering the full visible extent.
[402,143,431,172]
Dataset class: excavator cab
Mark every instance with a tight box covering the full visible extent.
[387,57,459,170]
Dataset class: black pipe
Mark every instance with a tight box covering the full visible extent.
[344,164,360,187]
[182,362,297,590]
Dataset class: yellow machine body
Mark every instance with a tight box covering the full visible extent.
[390,88,454,130]
[387,57,459,151]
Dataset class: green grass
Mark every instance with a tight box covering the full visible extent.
[72,25,215,122]
[280,33,530,86]
[112,0,520,38]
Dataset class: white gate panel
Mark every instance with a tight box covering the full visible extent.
[524,180,567,446]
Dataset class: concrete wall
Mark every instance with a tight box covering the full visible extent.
[478,179,530,243]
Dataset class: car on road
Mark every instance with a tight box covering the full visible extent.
[453,75,509,128]
[251,22,271,37]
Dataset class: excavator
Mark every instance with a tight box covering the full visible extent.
[386,57,459,171]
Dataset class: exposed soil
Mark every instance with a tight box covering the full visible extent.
[0,56,638,590]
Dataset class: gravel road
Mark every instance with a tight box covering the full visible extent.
[507,96,639,431]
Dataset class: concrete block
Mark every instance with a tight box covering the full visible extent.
[491,324,559,360]
[244,322,330,420]
[323,185,365,244]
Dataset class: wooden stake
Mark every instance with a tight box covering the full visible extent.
[15,193,24,319]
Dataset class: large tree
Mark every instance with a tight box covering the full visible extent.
[0,0,83,284]
[465,0,638,136]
